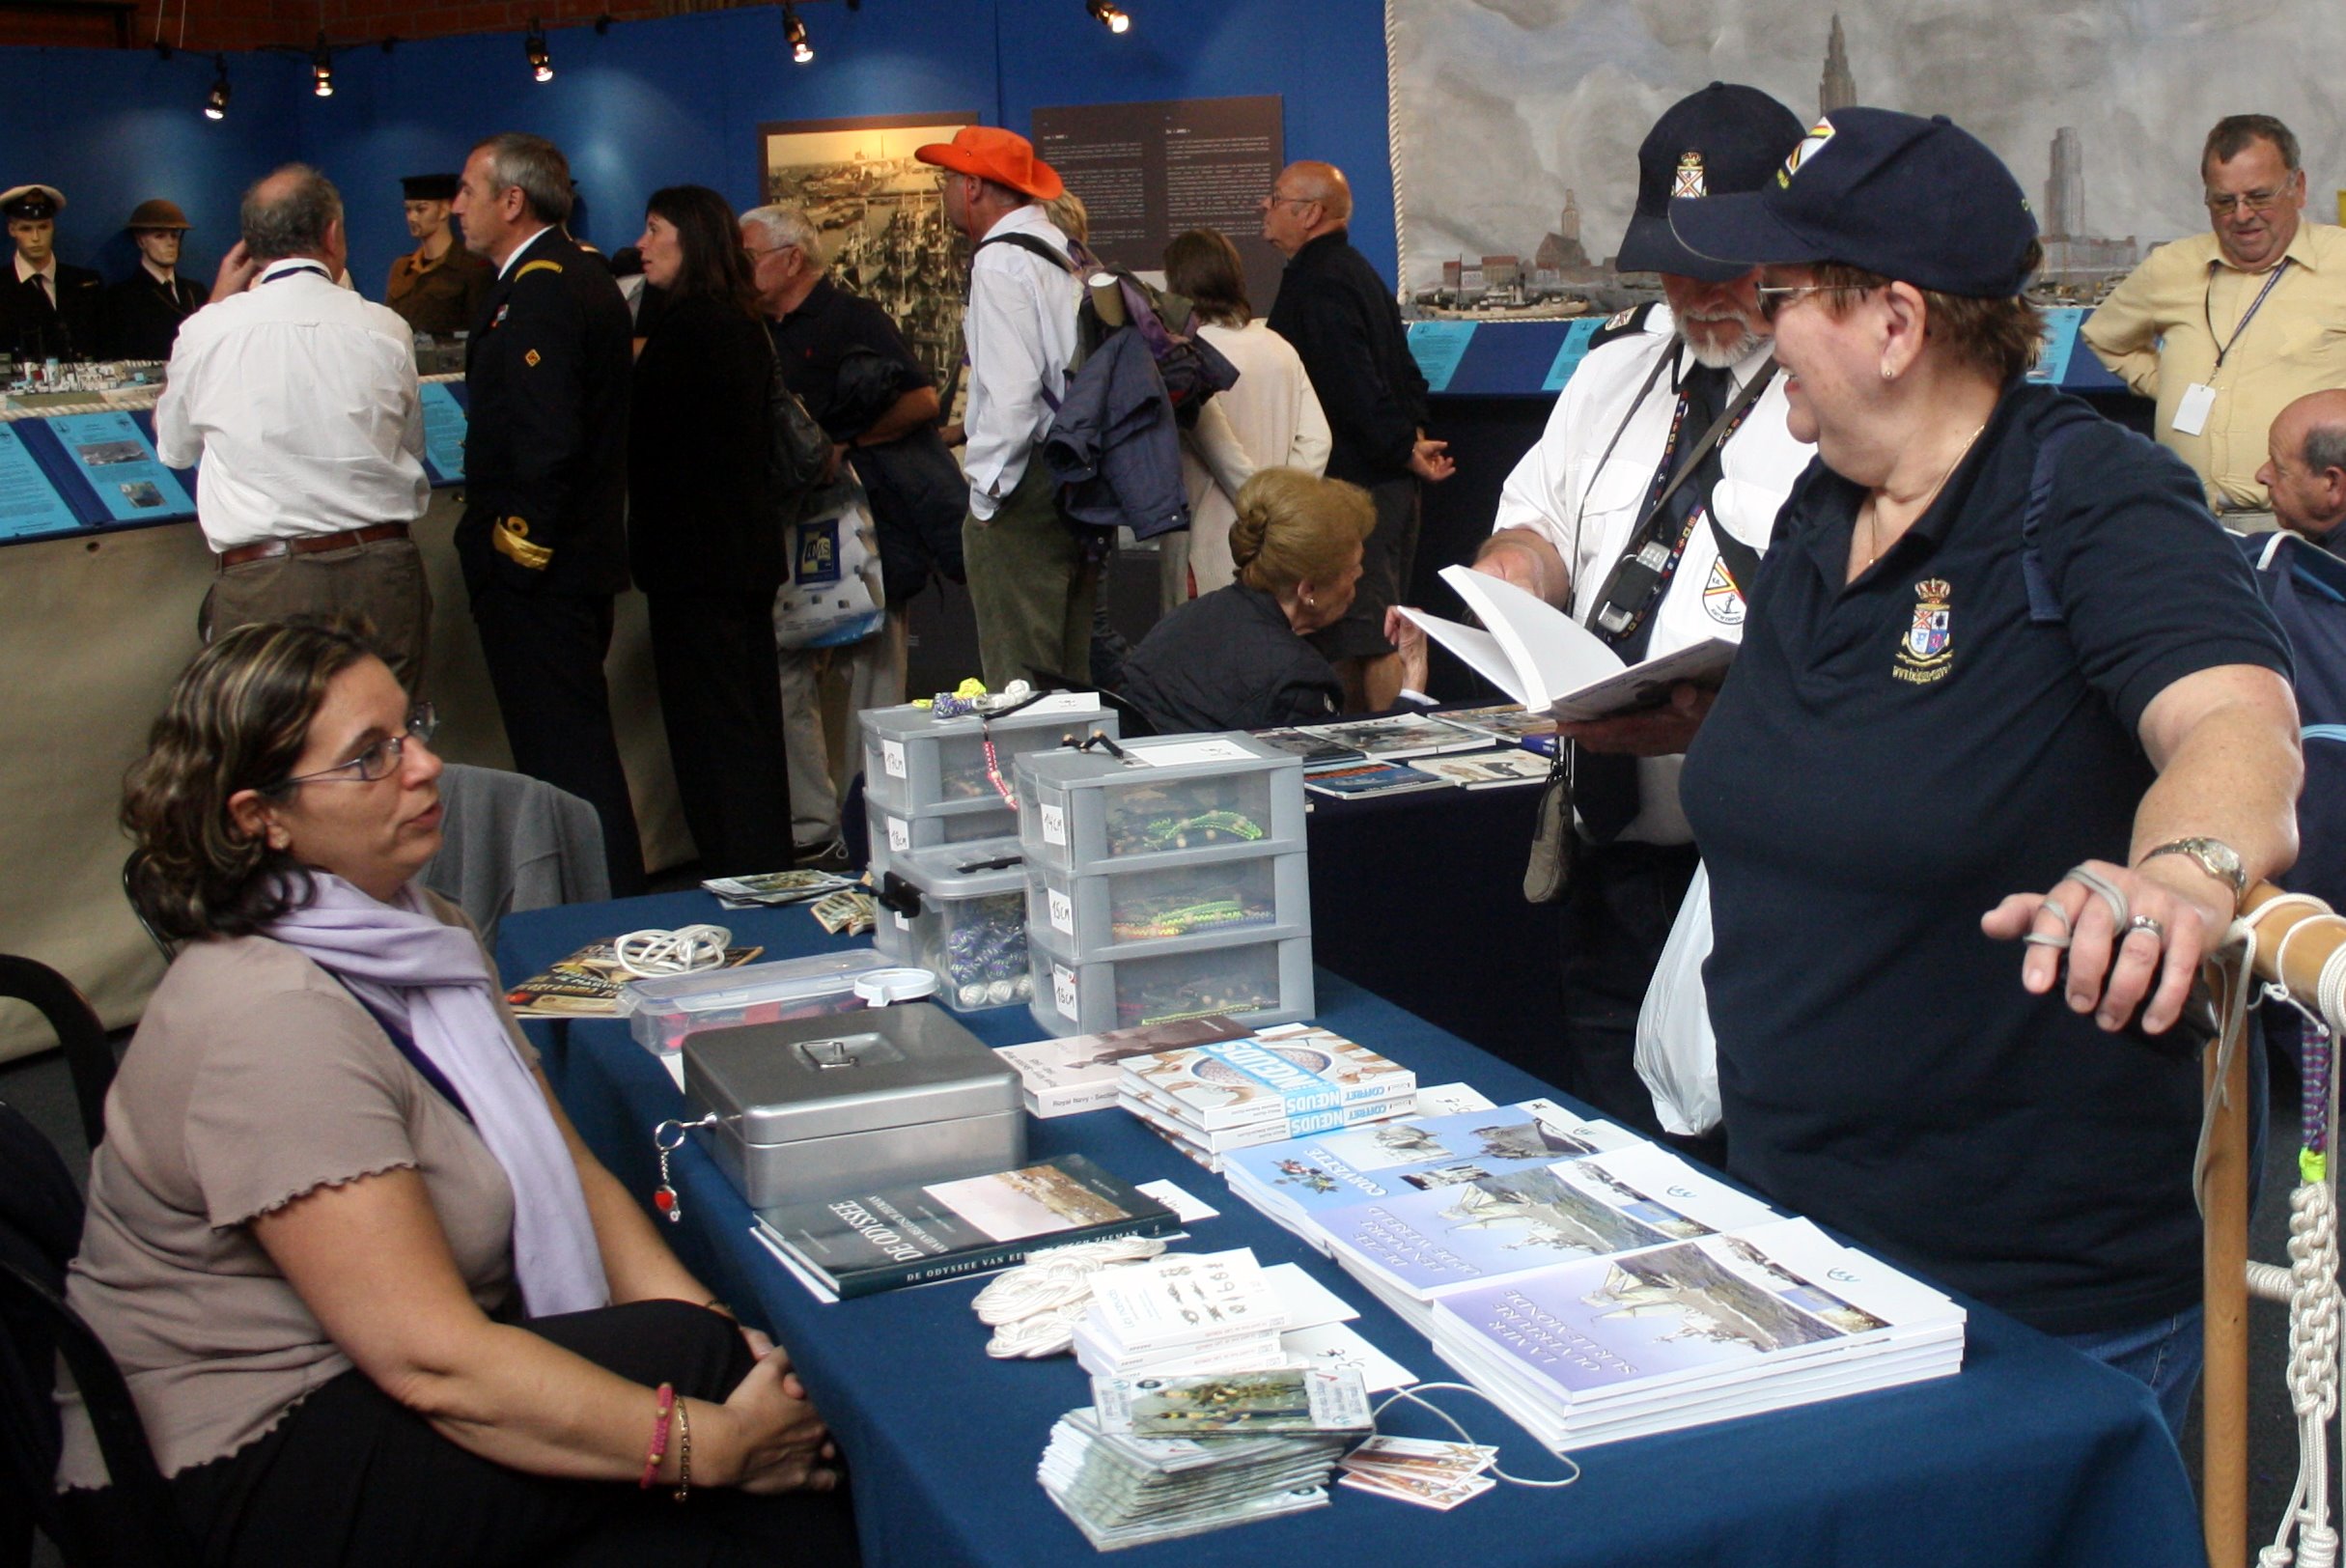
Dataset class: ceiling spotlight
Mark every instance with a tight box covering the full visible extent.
[204,56,231,121]
[783,3,813,64]
[1087,0,1131,33]
[311,34,334,97]
[525,20,553,82]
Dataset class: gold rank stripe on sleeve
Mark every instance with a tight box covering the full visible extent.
[492,515,551,569]
[516,259,565,278]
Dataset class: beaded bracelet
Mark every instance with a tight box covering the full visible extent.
[639,1383,677,1489]
[671,1401,693,1503]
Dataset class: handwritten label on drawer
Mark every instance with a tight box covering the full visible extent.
[1052,962,1077,1017]
[1047,887,1074,935]
[887,817,909,853]
[881,739,906,778]
[1041,802,1067,846]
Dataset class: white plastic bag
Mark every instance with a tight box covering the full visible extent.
[773,486,886,651]
[1634,862,1719,1136]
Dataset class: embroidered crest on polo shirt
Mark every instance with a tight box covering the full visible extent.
[1702,558,1745,626]
[1777,116,1836,187]
[1674,151,1706,200]
[1893,577,1953,685]
[524,349,541,367]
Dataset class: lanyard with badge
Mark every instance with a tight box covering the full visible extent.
[2172,257,2291,437]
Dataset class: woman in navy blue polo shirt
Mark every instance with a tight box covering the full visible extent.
[1665,109,2302,1433]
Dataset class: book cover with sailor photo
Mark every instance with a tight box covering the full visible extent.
[1223,1101,1640,1217]
[1431,1218,1964,1399]
[754,1154,1177,1298]
[1321,1142,1776,1299]
[1122,1024,1415,1131]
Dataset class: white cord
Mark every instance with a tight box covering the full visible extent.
[971,1235,1168,1359]
[1369,1382,1580,1489]
[611,924,733,978]
[1381,0,1411,300]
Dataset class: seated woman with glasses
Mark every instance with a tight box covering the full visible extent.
[1119,467,1374,735]
[64,621,856,1566]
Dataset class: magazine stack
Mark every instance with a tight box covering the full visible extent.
[1015,733,1313,1038]
[1039,1368,1372,1549]
[1217,1103,1966,1447]
[1117,1023,1417,1173]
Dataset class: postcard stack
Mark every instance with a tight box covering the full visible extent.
[1071,1248,1289,1379]
[1039,1368,1372,1550]
[1118,1023,1417,1172]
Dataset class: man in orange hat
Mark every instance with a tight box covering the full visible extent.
[914,126,1088,688]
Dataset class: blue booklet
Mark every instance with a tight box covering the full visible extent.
[1318,1142,1777,1300]
[1223,1100,1634,1218]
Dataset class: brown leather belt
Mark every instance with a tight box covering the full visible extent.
[216,522,410,572]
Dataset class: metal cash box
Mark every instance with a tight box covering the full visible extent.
[682,1002,1025,1208]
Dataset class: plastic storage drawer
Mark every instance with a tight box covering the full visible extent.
[1015,734,1305,877]
[1025,850,1310,963]
[865,797,1019,880]
[860,697,1116,816]
[872,839,1033,1012]
[1025,923,1314,1037]
[618,948,897,1055]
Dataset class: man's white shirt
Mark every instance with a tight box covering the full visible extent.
[1491,304,1813,843]
[154,259,429,551]
[961,204,1082,521]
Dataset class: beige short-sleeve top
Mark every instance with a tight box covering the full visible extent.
[58,903,532,1486]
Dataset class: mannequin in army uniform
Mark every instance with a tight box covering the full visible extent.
[0,184,102,359]
[104,199,209,361]
[384,172,491,337]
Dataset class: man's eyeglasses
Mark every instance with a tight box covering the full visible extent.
[265,705,439,794]
[1261,192,1314,210]
[1753,282,1872,322]
[2204,186,2292,215]
[742,244,796,263]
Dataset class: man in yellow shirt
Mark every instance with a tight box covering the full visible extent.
[2081,114,2346,521]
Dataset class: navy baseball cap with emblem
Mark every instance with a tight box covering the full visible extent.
[1615,82,1805,283]
[1669,106,2038,297]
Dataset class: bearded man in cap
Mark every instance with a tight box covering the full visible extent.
[385,172,492,337]
[0,183,101,359]
[914,126,1089,689]
[103,199,208,360]
[1410,83,1812,1140]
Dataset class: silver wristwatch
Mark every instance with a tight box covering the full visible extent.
[2137,837,2248,909]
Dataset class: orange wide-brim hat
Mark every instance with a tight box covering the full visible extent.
[913,126,1064,203]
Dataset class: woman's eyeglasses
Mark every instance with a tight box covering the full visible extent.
[1753,282,1874,322]
[266,705,439,793]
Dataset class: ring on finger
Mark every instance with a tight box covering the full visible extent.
[2124,912,2166,944]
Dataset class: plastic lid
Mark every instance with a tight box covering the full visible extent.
[853,966,940,1005]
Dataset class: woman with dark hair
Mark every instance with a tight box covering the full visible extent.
[69,622,856,1565]
[1120,467,1370,734]
[1159,228,1328,602]
[630,183,794,876]
[1663,108,2303,1433]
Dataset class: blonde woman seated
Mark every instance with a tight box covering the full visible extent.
[1120,467,1372,735]
[65,621,853,1567]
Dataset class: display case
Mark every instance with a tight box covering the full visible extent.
[873,839,1034,1012]
[1024,851,1309,963]
[1026,923,1315,1037]
[860,697,1115,816]
[1015,733,1305,878]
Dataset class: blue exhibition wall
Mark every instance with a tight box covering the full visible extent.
[0,0,1395,301]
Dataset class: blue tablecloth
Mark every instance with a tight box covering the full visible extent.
[499,891,2206,1568]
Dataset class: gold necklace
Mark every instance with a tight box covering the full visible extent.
[1857,420,1987,574]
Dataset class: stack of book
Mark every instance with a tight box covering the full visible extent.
[995,1016,1248,1117]
[1118,1024,1417,1173]
[1215,1101,1968,1449]
[1428,1218,1967,1451]
[1071,1247,1288,1379]
[1039,1368,1372,1549]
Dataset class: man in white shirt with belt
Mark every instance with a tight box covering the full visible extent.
[156,163,433,692]
[1467,84,1813,1140]
[915,126,1085,689]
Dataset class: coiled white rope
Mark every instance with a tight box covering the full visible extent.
[611,923,733,978]
[2225,896,2346,1568]
[1381,0,1411,300]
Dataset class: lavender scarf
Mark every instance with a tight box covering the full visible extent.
[266,874,609,1317]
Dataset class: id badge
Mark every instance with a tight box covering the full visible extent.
[2172,381,2217,436]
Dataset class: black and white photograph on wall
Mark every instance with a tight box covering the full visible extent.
[758,112,979,400]
[1383,0,2346,319]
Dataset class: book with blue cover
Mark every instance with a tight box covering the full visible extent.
[1222,1100,1639,1223]
[1121,1025,1414,1132]
[1318,1142,1777,1302]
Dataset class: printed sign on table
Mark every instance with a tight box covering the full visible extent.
[44,410,193,522]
